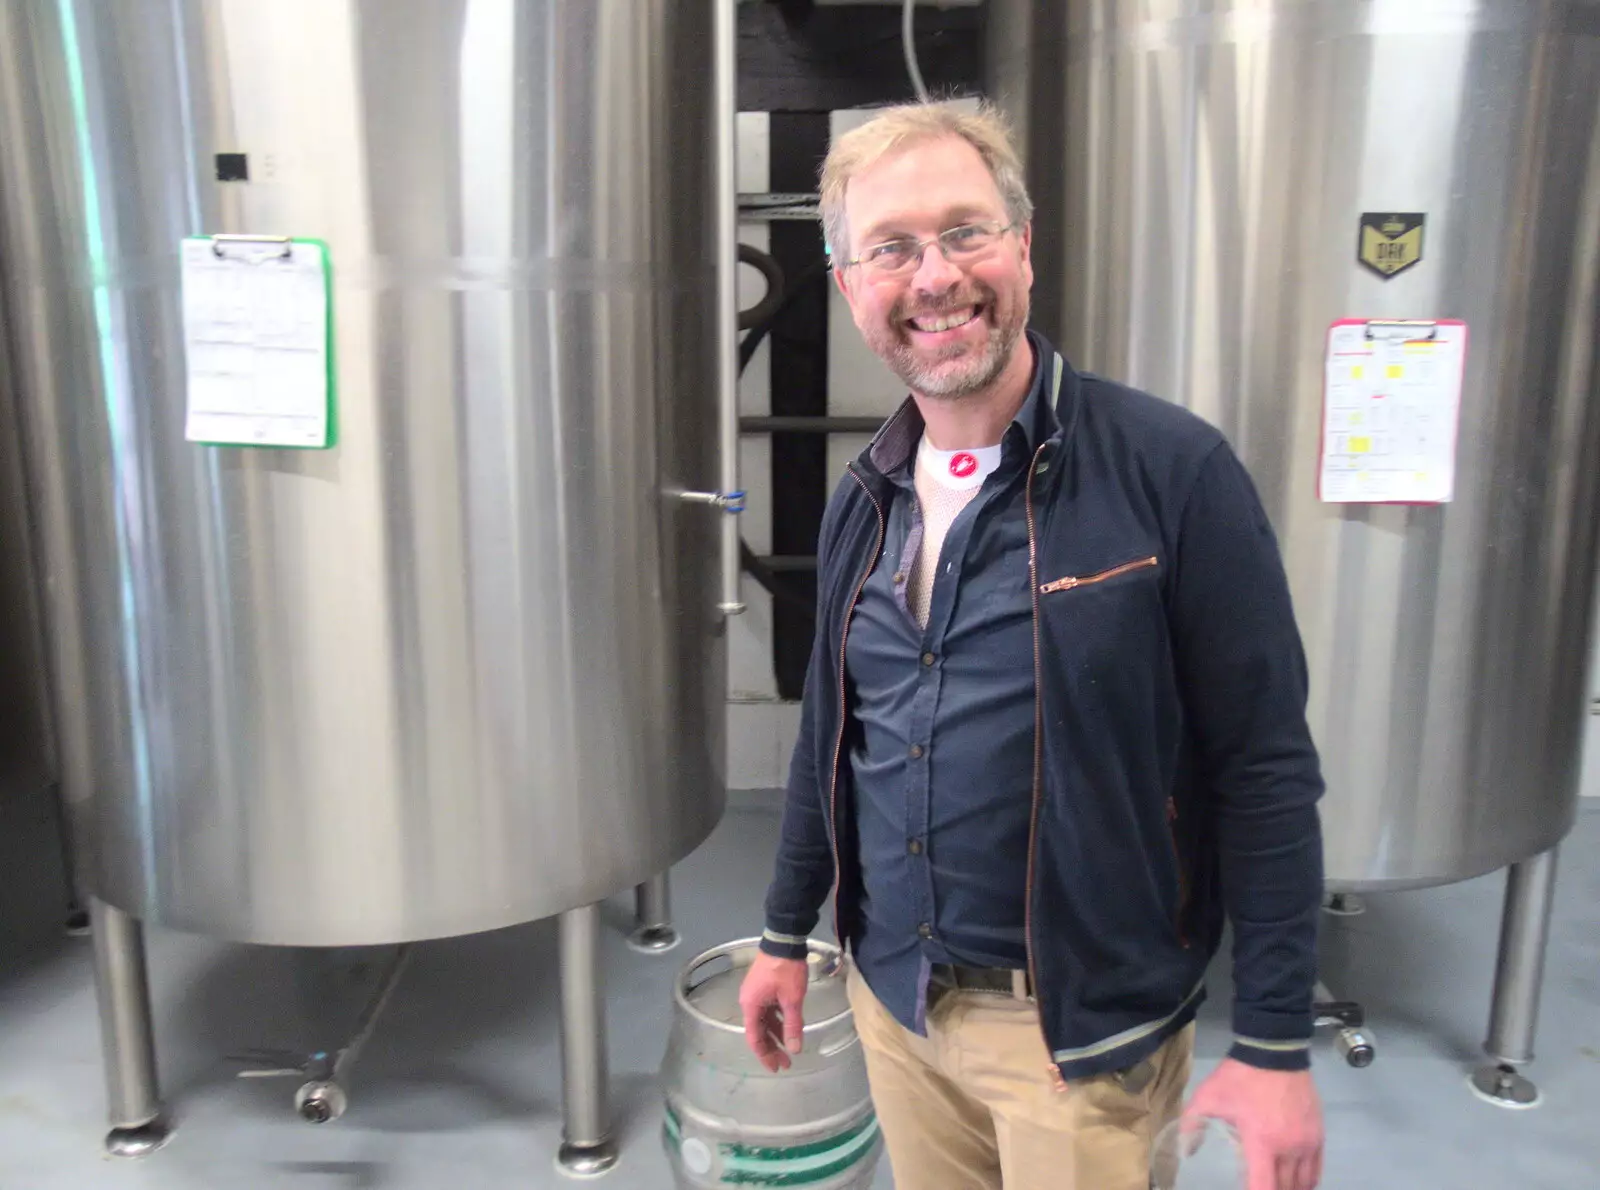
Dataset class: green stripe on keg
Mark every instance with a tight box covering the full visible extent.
[664,1105,881,1187]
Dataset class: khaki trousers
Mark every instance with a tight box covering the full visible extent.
[846,964,1193,1190]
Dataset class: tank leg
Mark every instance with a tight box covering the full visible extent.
[626,871,679,954]
[556,903,619,1178]
[89,898,172,1156]
[1470,846,1559,1109]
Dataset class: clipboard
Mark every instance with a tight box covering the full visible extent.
[1317,318,1468,505]
[180,234,338,449]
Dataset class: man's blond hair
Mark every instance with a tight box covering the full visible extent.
[818,100,1034,261]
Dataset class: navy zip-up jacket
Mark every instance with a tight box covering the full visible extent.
[760,333,1325,1081]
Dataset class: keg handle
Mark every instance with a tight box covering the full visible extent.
[817,1032,860,1059]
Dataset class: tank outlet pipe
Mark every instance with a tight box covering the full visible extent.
[711,0,745,616]
[672,0,746,614]
[230,944,412,1124]
[670,0,746,616]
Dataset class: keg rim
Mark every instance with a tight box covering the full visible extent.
[675,936,854,1035]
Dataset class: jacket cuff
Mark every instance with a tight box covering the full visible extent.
[1228,1035,1313,1072]
[758,928,810,961]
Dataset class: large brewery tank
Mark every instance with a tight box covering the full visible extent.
[0,247,66,955]
[987,0,1600,1099]
[0,0,742,1166]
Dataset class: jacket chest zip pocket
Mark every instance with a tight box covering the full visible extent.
[1038,555,1158,595]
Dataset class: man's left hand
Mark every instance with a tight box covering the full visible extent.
[1181,1059,1323,1190]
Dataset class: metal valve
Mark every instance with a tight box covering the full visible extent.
[294,1079,350,1124]
[674,487,745,513]
[1336,1028,1376,1068]
[228,945,410,1124]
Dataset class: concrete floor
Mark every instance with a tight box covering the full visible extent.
[1,794,1597,1189]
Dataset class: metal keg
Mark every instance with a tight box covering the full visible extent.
[661,938,882,1189]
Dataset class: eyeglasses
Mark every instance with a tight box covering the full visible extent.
[841,220,1016,277]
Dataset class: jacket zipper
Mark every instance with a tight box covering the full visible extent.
[1038,555,1158,595]
[1023,441,1054,1083]
[1167,797,1191,948]
[828,466,886,951]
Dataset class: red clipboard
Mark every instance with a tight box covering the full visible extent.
[1316,317,1469,505]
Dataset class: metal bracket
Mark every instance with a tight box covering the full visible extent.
[738,192,820,222]
[209,233,293,262]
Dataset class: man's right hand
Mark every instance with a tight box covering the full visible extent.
[738,952,811,1072]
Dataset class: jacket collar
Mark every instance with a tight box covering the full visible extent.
[857,328,1077,482]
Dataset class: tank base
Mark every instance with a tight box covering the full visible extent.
[556,1139,619,1178]
[105,1117,172,1158]
[1469,1063,1541,1109]
[626,925,680,954]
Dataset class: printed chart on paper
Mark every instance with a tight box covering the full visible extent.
[1318,318,1467,504]
[180,238,331,448]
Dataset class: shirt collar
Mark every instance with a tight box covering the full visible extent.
[868,335,1046,479]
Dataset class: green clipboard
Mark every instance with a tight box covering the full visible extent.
[180,233,339,449]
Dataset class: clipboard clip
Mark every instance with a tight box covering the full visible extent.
[1362,319,1439,344]
[210,234,293,263]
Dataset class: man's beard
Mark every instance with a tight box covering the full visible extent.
[864,284,1027,400]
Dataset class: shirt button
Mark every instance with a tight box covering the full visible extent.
[908,839,923,855]
[893,571,906,584]
[921,652,935,666]
[909,743,924,758]
[917,923,933,940]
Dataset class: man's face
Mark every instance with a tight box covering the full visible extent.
[833,135,1033,401]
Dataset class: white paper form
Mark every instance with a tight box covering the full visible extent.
[181,237,332,448]
[1318,318,1467,504]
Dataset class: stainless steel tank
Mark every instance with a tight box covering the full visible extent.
[0,244,70,956]
[988,0,1600,892]
[661,939,883,1190]
[0,264,53,796]
[0,0,728,947]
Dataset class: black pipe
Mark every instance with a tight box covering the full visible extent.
[741,415,884,434]
[737,244,786,330]
[733,253,833,623]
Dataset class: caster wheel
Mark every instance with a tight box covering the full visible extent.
[1337,1028,1375,1067]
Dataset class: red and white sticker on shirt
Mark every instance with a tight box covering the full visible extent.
[920,439,1002,491]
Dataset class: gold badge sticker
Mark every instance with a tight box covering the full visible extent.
[1358,213,1425,279]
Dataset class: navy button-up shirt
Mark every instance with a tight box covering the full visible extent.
[844,360,1043,1036]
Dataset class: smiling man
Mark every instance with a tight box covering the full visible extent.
[738,101,1327,1190]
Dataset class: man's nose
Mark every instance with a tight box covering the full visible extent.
[911,242,963,293]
